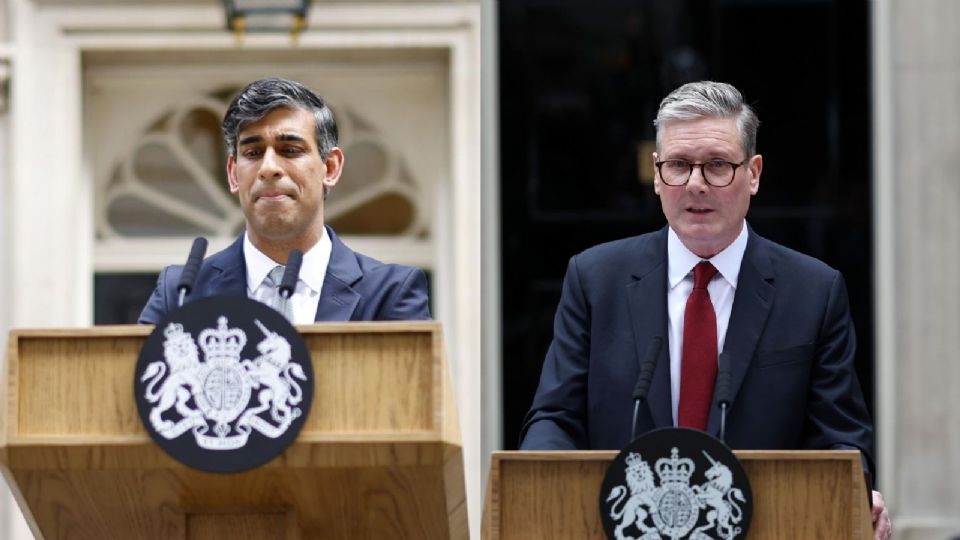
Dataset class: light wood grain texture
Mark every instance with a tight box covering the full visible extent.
[1,321,467,540]
[483,450,872,540]
[186,510,296,540]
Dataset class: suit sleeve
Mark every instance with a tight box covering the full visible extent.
[803,271,876,478]
[378,266,431,320]
[519,255,591,450]
[138,266,172,325]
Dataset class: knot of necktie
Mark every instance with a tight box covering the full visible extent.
[693,261,718,290]
[266,265,285,288]
[265,265,294,322]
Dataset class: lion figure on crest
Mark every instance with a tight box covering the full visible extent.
[141,323,203,434]
[606,452,659,540]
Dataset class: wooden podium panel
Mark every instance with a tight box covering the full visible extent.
[1,322,467,540]
[483,450,872,540]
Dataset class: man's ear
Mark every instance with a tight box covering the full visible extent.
[322,147,345,190]
[227,154,239,194]
[747,154,762,196]
[652,151,662,195]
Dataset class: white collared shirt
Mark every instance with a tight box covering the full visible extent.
[666,221,749,425]
[244,230,332,325]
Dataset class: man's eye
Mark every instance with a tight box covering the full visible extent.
[705,160,730,171]
[241,148,262,158]
[282,147,304,155]
[664,160,689,171]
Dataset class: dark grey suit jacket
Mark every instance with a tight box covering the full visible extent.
[520,226,875,478]
[139,227,430,324]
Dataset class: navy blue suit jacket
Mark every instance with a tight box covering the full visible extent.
[519,226,875,477]
[139,227,430,324]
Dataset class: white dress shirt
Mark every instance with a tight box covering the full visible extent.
[666,222,749,425]
[244,231,332,325]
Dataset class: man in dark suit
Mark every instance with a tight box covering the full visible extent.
[139,78,429,324]
[519,81,890,538]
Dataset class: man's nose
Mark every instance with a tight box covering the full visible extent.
[258,148,283,179]
[685,165,709,192]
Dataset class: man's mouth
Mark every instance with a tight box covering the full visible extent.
[687,207,713,214]
[256,192,293,202]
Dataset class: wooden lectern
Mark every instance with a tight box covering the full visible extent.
[1,321,467,539]
[483,450,872,539]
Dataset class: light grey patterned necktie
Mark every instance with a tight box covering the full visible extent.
[264,265,294,322]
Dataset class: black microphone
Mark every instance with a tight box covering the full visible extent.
[631,336,664,442]
[275,249,303,322]
[716,352,733,443]
[279,249,303,300]
[176,237,208,307]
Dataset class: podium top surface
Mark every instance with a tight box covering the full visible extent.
[2,321,457,454]
[9,320,441,338]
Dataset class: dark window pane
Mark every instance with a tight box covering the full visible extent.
[94,273,158,325]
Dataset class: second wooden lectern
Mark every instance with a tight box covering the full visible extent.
[483,450,872,539]
[1,321,466,539]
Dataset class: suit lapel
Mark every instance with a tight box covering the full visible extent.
[315,227,362,321]
[207,235,247,297]
[626,228,673,429]
[706,229,776,436]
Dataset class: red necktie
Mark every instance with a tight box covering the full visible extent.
[678,261,719,431]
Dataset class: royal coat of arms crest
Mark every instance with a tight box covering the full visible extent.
[140,316,307,451]
[135,293,313,473]
[605,448,747,540]
[599,428,752,540]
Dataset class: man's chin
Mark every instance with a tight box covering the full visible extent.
[249,216,300,240]
[674,222,719,241]
[673,224,732,257]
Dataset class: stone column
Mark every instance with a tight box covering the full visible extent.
[876,0,960,537]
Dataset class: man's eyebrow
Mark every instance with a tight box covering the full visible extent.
[238,135,263,146]
[238,133,309,146]
[276,133,309,144]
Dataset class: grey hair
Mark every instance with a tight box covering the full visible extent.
[654,81,759,157]
[221,77,338,158]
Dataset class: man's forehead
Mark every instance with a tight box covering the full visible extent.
[237,107,315,140]
[660,117,740,150]
[661,115,738,135]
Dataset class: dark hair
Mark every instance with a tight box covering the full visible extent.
[221,77,338,158]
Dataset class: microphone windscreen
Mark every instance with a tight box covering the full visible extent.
[632,336,664,401]
[176,237,208,294]
[279,249,303,297]
[717,352,732,406]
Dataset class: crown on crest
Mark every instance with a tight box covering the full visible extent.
[163,322,190,343]
[162,322,196,355]
[162,322,199,370]
[655,447,695,485]
[198,316,247,360]
[625,452,645,473]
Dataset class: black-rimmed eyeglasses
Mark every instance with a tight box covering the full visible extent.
[655,159,749,187]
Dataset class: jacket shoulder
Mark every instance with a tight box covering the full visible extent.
[572,230,664,273]
[351,250,423,283]
[346,249,430,320]
[751,233,841,281]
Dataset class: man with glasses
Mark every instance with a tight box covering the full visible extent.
[519,81,891,538]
